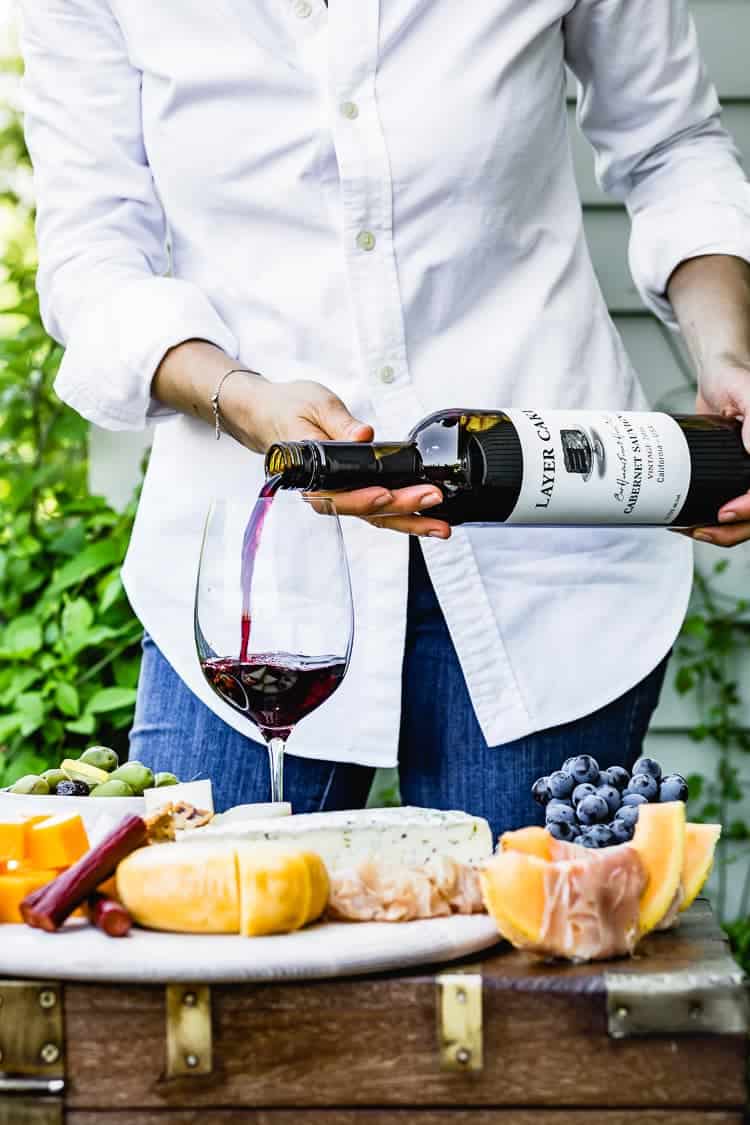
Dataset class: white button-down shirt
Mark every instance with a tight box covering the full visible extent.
[19,0,750,766]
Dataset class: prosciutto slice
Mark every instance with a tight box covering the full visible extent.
[327,856,485,922]
[512,841,648,961]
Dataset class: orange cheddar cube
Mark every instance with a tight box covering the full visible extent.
[27,813,90,870]
[0,820,26,864]
[0,869,58,923]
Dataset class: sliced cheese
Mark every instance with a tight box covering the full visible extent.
[236,844,328,936]
[26,813,89,870]
[191,806,493,872]
[116,841,239,934]
[116,841,328,936]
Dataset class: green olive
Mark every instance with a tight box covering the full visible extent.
[41,768,68,793]
[10,774,50,795]
[154,772,179,788]
[89,779,135,798]
[80,746,120,773]
[109,762,154,796]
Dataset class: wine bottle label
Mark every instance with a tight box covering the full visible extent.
[503,410,691,525]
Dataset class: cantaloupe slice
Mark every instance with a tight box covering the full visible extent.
[681,822,721,913]
[479,848,549,946]
[481,803,687,959]
[629,801,685,935]
[498,826,553,861]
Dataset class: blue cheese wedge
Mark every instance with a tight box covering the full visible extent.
[186,806,493,871]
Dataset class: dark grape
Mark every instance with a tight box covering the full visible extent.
[56,779,89,797]
[572,782,597,806]
[577,794,610,826]
[609,819,634,844]
[632,757,663,784]
[601,765,630,792]
[548,820,580,843]
[615,804,641,830]
[626,773,659,802]
[585,824,617,848]
[531,776,552,806]
[596,784,622,816]
[569,755,600,786]
[622,791,649,808]
[546,803,578,827]
[659,774,688,803]
[546,798,573,813]
[547,770,576,800]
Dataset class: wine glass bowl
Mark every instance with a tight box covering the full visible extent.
[195,491,354,802]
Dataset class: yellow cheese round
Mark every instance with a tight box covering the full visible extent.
[116,841,329,937]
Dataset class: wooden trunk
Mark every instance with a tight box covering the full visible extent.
[0,900,746,1124]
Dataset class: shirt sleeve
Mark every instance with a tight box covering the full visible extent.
[564,0,750,328]
[18,0,239,431]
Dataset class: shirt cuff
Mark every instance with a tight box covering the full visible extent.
[53,275,239,431]
[629,187,750,329]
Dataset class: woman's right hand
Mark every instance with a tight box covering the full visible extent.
[152,341,451,539]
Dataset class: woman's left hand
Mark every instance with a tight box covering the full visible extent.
[687,359,750,547]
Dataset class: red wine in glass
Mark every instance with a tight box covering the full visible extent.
[200,653,346,742]
[195,486,353,804]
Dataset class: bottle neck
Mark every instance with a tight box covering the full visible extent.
[265,440,423,491]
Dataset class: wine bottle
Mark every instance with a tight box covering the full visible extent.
[264,409,750,527]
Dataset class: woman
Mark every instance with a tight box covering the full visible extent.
[19,0,750,835]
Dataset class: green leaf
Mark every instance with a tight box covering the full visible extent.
[54,682,79,717]
[686,773,704,802]
[65,713,96,735]
[0,613,43,658]
[674,665,696,695]
[99,573,124,613]
[0,667,41,706]
[15,691,45,736]
[61,596,94,638]
[86,687,137,714]
[0,713,23,743]
[48,539,121,595]
[713,559,730,575]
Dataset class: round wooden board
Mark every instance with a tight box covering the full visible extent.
[0,915,502,982]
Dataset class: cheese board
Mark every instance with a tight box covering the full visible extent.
[0,913,501,983]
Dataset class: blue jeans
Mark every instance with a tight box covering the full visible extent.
[130,541,667,840]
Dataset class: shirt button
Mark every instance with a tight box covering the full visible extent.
[293,0,312,17]
[340,100,359,120]
[356,230,376,252]
[379,365,395,384]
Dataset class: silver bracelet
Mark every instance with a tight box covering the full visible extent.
[211,367,262,440]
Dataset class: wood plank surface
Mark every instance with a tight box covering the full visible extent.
[60,904,746,1112]
[66,1112,746,1125]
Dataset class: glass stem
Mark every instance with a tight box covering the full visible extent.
[267,738,286,804]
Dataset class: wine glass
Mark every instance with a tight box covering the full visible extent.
[194,491,354,803]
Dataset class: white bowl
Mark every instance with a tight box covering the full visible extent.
[0,792,145,845]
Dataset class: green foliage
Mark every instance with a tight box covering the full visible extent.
[724,916,750,976]
[673,558,750,926]
[0,85,142,785]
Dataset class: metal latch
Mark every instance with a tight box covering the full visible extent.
[0,981,64,1094]
[436,971,483,1072]
[606,966,749,1038]
[165,985,212,1078]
